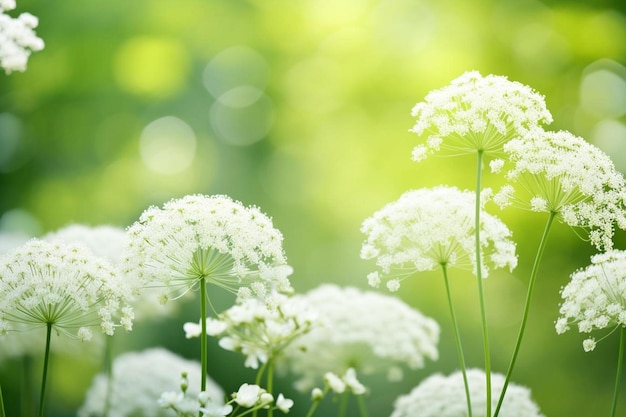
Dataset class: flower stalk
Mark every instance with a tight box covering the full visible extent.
[611,326,625,417]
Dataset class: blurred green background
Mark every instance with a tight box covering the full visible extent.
[1,0,626,416]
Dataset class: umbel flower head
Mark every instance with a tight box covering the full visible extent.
[410,70,552,162]
[278,284,440,391]
[0,239,134,341]
[494,128,626,250]
[122,194,293,305]
[390,368,545,417]
[44,223,128,264]
[556,250,626,352]
[186,291,317,369]
[78,347,225,417]
[361,186,517,291]
[0,0,44,74]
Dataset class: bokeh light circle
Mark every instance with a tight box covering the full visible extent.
[139,116,197,174]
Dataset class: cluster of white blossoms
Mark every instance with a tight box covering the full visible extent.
[122,194,293,305]
[390,369,545,417]
[44,224,128,264]
[185,292,317,369]
[278,284,440,391]
[0,239,134,340]
[409,70,552,162]
[494,128,626,250]
[556,250,626,352]
[79,348,224,417]
[0,0,44,74]
[229,383,293,414]
[361,186,517,291]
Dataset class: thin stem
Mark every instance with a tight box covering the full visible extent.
[0,383,5,417]
[102,336,114,417]
[304,387,329,417]
[474,150,491,416]
[200,276,208,417]
[442,264,473,417]
[494,212,555,417]
[337,392,349,417]
[38,323,52,417]
[356,395,369,417]
[610,326,625,417]
[267,358,274,417]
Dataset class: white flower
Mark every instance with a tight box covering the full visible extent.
[44,224,128,264]
[278,284,439,391]
[342,368,366,395]
[495,128,626,250]
[0,239,133,339]
[0,3,44,74]
[556,250,626,351]
[201,403,233,417]
[78,348,224,417]
[361,186,517,289]
[234,383,262,407]
[324,372,345,394]
[122,194,293,306]
[207,292,316,369]
[410,70,552,162]
[390,369,545,417]
[276,393,294,413]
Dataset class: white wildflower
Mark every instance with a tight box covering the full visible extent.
[122,194,293,306]
[495,128,626,250]
[0,2,44,74]
[324,372,346,394]
[410,70,552,162]
[278,284,439,391]
[556,250,626,351]
[78,348,224,417]
[234,383,262,407]
[276,393,294,413]
[0,239,133,339]
[390,369,545,417]
[361,186,517,289]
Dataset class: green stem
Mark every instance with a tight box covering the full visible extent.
[610,326,625,417]
[200,276,208,417]
[0,383,5,417]
[356,395,369,417]
[337,392,348,417]
[38,323,52,417]
[304,387,328,417]
[102,336,114,417]
[474,150,491,417]
[494,212,555,417]
[267,358,274,417]
[442,264,473,417]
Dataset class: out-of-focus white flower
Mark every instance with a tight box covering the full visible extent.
[78,348,224,417]
[556,250,626,351]
[279,284,439,391]
[194,292,315,369]
[0,239,133,339]
[0,1,44,74]
[234,383,263,407]
[495,128,626,250]
[276,393,294,413]
[390,369,545,417]
[361,186,517,289]
[410,70,552,162]
[122,194,293,306]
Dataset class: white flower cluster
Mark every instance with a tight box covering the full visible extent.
[185,292,316,369]
[0,239,134,340]
[44,224,128,263]
[279,284,440,391]
[556,250,626,352]
[79,348,225,417]
[390,369,545,417]
[122,194,293,305]
[494,128,626,250]
[230,383,293,413]
[410,70,552,161]
[361,186,517,290]
[322,368,366,395]
[0,0,44,74]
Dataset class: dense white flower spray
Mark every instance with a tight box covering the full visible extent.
[0,0,44,74]
[390,369,545,417]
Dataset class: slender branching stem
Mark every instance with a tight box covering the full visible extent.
[494,212,555,417]
[0,383,5,417]
[610,326,625,417]
[267,358,275,417]
[38,322,52,417]
[304,387,329,417]
[442,263,473,417]
[200,276,208,417]
[338,392,349,417]
[356,394,369,417]
[474,150,491,416]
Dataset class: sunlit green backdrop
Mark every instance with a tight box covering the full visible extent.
[1,0,626,416]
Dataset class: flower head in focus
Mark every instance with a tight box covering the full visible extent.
[390,369,545,417]
[410,71,552,162]
[278,284,439,392]
[0,239,134,340]
[186,292,316,369]
[361,186,517,290]
[556,250,626,352]
[0,0,44,74]
[122,194,293,306]
[78,348,224,417]
[494,128,626,250]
